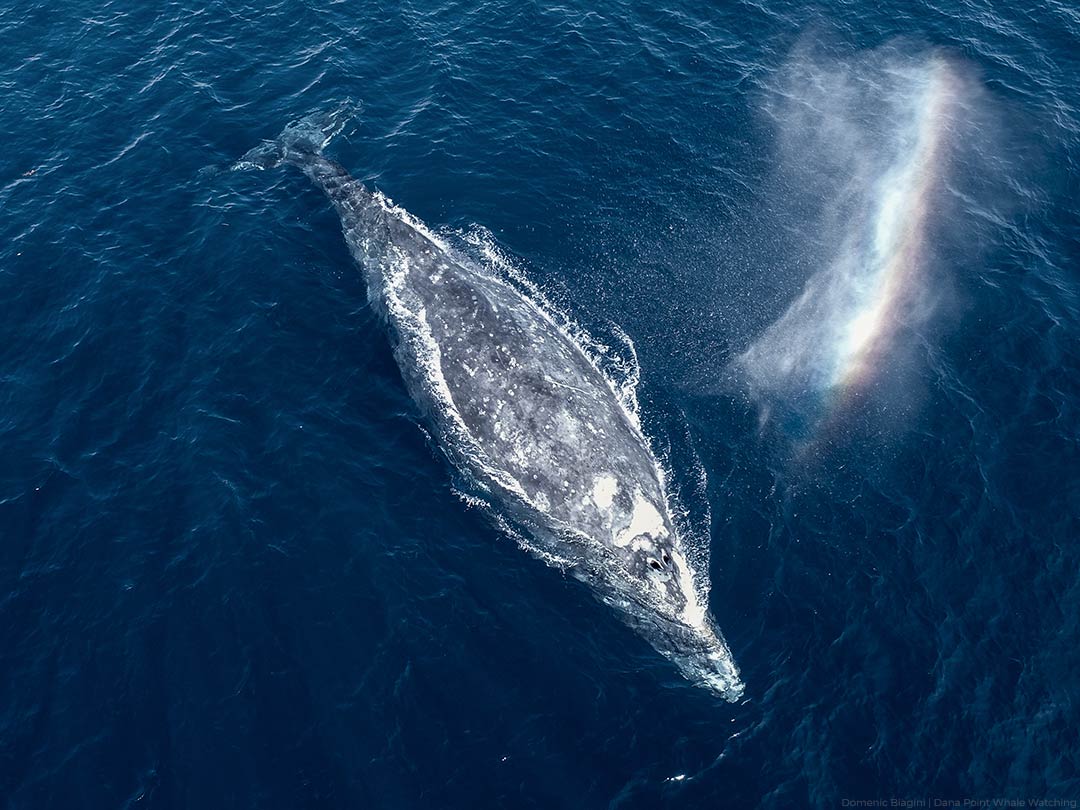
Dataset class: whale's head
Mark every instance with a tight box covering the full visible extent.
[656,611,745,701]
[606,488,694,617]
[627,536,689,615]
[604,492,744,700]
[599,554,745,701]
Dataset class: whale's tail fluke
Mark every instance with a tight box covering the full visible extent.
[231,100,360,172]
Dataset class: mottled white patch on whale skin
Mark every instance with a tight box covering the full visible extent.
[631,536,655,553]
[670,548,706,626]
[615,491,665,547]
[591,474,617,509]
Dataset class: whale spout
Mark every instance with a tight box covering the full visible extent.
[735,45,990,442]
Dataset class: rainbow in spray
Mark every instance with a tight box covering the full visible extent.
[740,54,962,420]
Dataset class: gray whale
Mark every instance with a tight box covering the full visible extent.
[234,105,742,700]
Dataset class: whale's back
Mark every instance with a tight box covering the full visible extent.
[374,219,674,563]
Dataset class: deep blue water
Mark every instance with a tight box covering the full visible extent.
[2,1,1079,807]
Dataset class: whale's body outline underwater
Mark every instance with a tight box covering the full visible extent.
[233,104,742,700]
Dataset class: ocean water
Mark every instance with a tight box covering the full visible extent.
[2,0,1079,807]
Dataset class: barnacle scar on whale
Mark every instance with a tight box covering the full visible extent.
[232,104,742,700]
